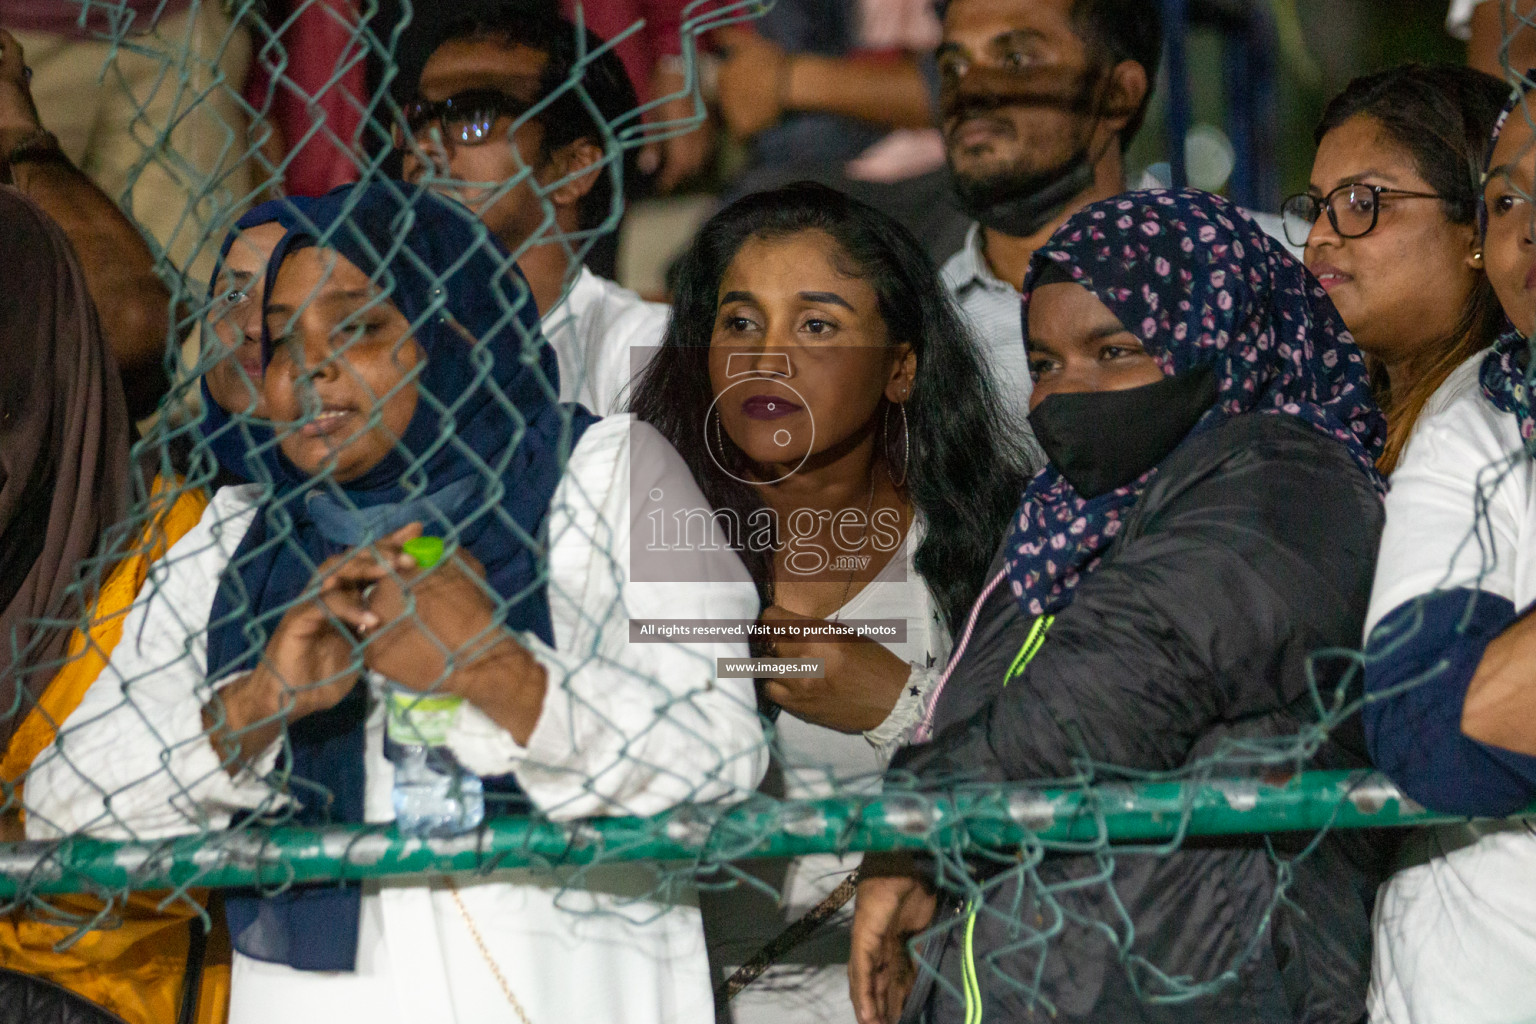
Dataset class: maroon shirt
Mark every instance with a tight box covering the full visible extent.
[0,0,191,37]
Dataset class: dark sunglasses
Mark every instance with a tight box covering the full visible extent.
[401,89,536,146]
[1280,182,1444,248]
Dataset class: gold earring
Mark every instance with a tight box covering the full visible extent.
[1473,250,1485,264]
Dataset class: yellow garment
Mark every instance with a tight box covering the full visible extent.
[0,893,230,1024]
[2,480,208,785]
[0,480,229,1024]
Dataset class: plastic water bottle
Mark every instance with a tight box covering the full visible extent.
[386,688,485,837]
[385,537,485,838]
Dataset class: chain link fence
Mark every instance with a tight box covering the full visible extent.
[0,2,1534,1021]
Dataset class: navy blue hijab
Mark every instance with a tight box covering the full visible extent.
[198,197,318,484]
[213,181,596,971]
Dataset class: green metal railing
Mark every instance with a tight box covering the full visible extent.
[2,770,1506,897]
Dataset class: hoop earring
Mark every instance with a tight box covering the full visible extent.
[883,401,909,489]
[712,408,729,463]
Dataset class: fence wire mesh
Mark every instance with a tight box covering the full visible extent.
[0,1,1533,1021]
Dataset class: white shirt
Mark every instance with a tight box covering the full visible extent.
[1395,349,1488,476]
[940,224,1035,432]
[1448,0,1487,41]
[541,266,668,415]
[1420,349,1487,428]
[1363,366,1536,1024]
[25,415,767,1024]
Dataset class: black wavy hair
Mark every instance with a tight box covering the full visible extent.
[1315,62,1510,473]
[939,0,1162,152]
[1071,0,1163,150]
[629,182,1032,635]
[398,1,641,232]
[1316,63,1508,224]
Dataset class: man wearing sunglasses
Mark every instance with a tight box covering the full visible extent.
[396,3,666,416]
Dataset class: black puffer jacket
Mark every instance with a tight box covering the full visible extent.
[892,414,1388,1024]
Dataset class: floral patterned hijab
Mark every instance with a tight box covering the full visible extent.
[1481,331,1536,443]
[1003,188,1385,617]
[1480,74,1536,443]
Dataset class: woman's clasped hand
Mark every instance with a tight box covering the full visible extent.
[221,522,543,724]
[756,603,911,733]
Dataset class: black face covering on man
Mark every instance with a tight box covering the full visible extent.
[944,62,1107,240]
[1028,365,1218,498]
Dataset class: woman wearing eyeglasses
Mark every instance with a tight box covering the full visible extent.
[1281,63,1508,473]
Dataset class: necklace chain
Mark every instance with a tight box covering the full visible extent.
[448,878,534,1024]
[832,471,879,622]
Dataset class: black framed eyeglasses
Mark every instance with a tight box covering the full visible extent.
[1280,183,1444,247]
[401,89,535,146]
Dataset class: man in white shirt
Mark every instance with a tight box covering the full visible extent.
[935,0,1162,427]
[397,5,666,415]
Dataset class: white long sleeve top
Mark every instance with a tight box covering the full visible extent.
[540,266,667,416]
[1364,369,1536,1024]
[25,414,767,1024]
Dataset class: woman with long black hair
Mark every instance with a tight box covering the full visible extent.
[630,181,1030,1023]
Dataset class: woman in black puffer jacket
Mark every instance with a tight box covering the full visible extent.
[849,189,1390,1024]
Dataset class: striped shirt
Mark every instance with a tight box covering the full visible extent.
[941,223,1040,460]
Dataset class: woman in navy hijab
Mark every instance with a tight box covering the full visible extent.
[27,180,766,1024]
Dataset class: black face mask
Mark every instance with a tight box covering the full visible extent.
[950,157,1096,239]
[945,64,1104,239]
[1028,366,1219,498]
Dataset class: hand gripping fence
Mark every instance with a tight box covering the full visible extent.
[0,2,1534,1019]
